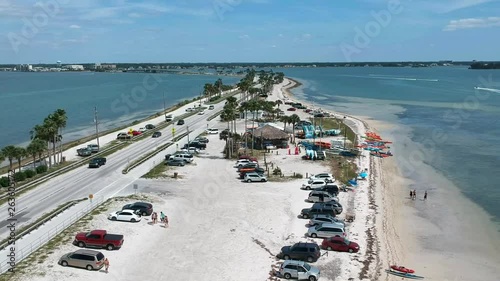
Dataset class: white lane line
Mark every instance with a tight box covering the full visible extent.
[38,186,67,202]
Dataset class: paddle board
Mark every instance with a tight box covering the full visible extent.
[385,269,425,279]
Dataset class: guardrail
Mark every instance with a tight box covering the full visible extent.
[0,196,105,274]
[122,130,190,174]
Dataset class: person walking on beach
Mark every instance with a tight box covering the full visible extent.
[424,191,428,201]
[410,190,413,199]
[164,215,169,228]
[104,258,110,273]
[160,211,165,223]
[413,190,417,200]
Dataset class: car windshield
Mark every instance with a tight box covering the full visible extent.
[344,238,350,245]
[303,263,311,271]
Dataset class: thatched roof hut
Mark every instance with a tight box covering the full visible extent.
[252,125,289,140]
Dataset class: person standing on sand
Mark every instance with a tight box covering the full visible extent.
[104,258,109,273]
[164,215,169,228]
[160,211,165,223]
[424,191,428,200]
[410,190,413,199]
[413,190,417,200]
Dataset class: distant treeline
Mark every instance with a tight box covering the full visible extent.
[469,62,500,69]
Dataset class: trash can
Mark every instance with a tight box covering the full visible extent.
[173,172,178,178]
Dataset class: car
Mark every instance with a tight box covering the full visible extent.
[300,206,336,219]
[59,249,105,271]
[145,124,155,129]
[313,201,343,214]
[88,157,106,168]
[183,141,206,150]
[186,108,194,112]
[312,184,340,196]
[237,162,259,172]
[239,168,265,179]
[198,111,205,115]
[87,144,99,153]
[238,155,258,162]
[172,153,194,163]
[279,260,321,281]
[307,223,346,238]
[165,159,185,166]
[194,136,209,143]
[287,107,297,111]
[122,202,153,216]
[73,230,124,251]
[309,214,345,228]
[108,209,142,222]
[117,132,131,140]
[321,236,360,253]
[77,147,92,157]
[208,105,215,110]
[206,128,219,134]
[138,127,147,133]
[244,172,267,182]
[165,114,173,122]
[309,173,335,183]
[182,147,200,154]
[177,119,185,125]
[131,130,142,136]
[152,131,162,138]
[276,242,321,263]
[234,159,257,167]
[301,179,326,190]
[307,191,338,203]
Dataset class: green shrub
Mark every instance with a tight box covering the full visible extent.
[14,171,26,182]
[24,169,36,178]
[273,167,282,176]
[292,173,303,178]
[36,165,48,174]
[0,177,9,188]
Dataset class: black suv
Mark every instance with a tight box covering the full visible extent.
[301,205,336,219]
[88,157,106,168]
[177,119,185,125]
[312,201,343,215]
[313,184,339,196]
[276,242,321,263]
[184,141,206,150]
[122,202,153,216]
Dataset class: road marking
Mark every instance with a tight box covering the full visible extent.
[38,186,68,202]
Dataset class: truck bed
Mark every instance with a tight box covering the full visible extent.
[104,234,124,241]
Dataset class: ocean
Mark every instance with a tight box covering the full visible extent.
[0,71,240,147]
[278,66,500,226]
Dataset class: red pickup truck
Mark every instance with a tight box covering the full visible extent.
[73,230,124,250]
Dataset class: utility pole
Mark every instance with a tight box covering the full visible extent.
[187,125,190,144]
[94,106,100,148]
[163,92,167,121]
[343,116,347,150]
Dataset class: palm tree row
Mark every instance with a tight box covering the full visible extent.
[203,78,234,102]
[0,109,67,175]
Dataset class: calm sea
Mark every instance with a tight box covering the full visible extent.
[277,66,500,224]
[0,72,239,147]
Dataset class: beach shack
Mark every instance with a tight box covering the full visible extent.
[251,124,290,149]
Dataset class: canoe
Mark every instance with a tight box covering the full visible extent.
[390,265,415,273]
[385,269,424,279]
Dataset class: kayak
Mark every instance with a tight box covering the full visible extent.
[385,269,424,279]
[390,265,415,273]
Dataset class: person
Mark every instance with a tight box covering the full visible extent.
[104,258,109,273]
[424,191,428,200]
[164,215,169,227]
[151,212,156,224]
[160,211,165,223]
[409,190,413,199]
[413,190,417,200]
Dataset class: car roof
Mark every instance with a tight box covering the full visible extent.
[120,209,137,213]
[317,223,344,229]
[283,260,306,266]
[74,249,102,255]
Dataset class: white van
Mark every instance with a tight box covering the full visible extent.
[172,153,194,163]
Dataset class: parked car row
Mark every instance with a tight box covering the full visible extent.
[273,174,358,280]
[59,201,153,271]
[233,156,267,183]
[77,144,99,157]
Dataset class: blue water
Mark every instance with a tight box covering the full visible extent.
[0,72,239,147]
[276,67,500,224]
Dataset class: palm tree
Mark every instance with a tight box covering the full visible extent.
[225,96,238,134]
[289,114,301,143]
[13,147,26,172]
[31,122,53,168]
[1,145,17,171]
[281,115,290,130]
[27,139,46,170]
[214,78,223,97]
[43,116,59,166]
[0,150,4,164]
[51,109,67,163]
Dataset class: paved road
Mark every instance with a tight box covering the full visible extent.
[0,104,224,240]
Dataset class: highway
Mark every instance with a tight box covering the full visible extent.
[0,102,226,240]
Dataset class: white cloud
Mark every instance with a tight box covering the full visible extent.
[69,25,81,29]
[443,17,500,31]
[239,34,250,39]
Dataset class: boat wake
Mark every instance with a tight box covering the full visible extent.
[475,87,500,93]
[368,74,438,82]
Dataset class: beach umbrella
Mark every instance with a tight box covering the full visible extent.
[359,171,368,179]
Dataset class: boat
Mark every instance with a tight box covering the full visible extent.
[385,269,424,279]
[390,265,415,274]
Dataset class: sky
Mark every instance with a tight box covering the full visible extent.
[0,0,499,63]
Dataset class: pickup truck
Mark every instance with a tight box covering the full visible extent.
[73,230,124,250]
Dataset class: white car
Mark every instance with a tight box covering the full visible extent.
[186,108,194,112]
[302,179,327,190]
[244,172,267,182]
[234,159,256,167]
[138,127,147,133]
[309,173,335,183]
[108,209,142,222]
[182,147,200,154]
[198,111,205,115]
[206,128,219,134]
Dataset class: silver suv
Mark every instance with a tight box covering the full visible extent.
[302,179,326,190]
[307,191,338,203]
[279,260,320,281]
[244,172,267,182]
[59,249,105,271]
[309,214,345,228]
[307,223,346,238]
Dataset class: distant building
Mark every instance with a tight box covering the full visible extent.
[101,64,116,70]
[15,64,33,72]
[64,65,84,71]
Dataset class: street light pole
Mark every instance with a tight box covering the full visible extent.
[343,116,347,150]
[187,125,190,144]
[94,106,100,148]
[163,92,167,121]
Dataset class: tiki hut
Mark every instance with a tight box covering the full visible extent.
[252,124,290,149]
